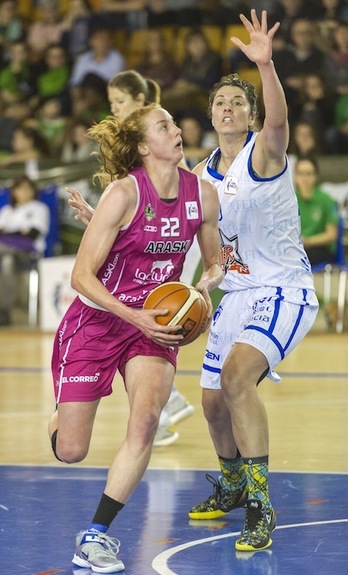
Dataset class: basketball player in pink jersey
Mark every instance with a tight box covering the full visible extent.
[48,103,223,573]
[187,10,319,552]
[67,69,198,447]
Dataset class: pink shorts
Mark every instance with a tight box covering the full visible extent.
[52,297,178,403]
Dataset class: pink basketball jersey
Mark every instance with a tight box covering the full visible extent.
[96,166,203,308]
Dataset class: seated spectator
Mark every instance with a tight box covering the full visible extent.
[28,97,68,158]
[69,27,125,113]
[71,73,110,124]
[287,119,325,174]
[33,44,71,115]
[0,40,36,117]
[0,124,49,168]
[0,175,50,325]
[177,112,216,168]
[315,0,345,51]
[290,72,336,151]
[295,156,339,266]
[60,0,93,59]
[272,18,326,113]
[268,0,317,46]
[332,93,348,153]
[0,0,26,68]
[147,0,203,27]
[61,118,98,162]
[161,27,223,115]
[135,29,179,92]
[93,1,147,31]
[26,0,65,64]
[324,21,348,99]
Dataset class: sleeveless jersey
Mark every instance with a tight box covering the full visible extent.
[90,166,203,309]
[202,132,316,296]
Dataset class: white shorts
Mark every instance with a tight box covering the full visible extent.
[201,286,318,390]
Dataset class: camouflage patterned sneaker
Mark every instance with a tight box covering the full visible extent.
[235,499,276,552]
[188,473,248,520]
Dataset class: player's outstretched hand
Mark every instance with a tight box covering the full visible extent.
[231,9,280,66]
[66,187,95,226]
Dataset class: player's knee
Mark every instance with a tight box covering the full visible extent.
[51,430,88,464]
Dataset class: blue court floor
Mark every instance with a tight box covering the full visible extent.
[1,465,348,575]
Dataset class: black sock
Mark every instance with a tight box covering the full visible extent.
[90,493,125,530]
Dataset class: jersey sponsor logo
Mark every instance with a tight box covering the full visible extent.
[144,239,191,254]
[224,175,239,195]
[220,230,250,275]
[143,225,157,232]
[133,259,174,284]
[61,372,100,384]
[101,253,120,286]
[145,203,156,221]
[185,201,199,220]
[205,350,221,361]
[119,289,149,303]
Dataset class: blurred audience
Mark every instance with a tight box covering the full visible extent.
[60,0,93,59]
[147,0,203,27]
[26,0,65,63]
[177,112,216,168]
[0,39,36,118]
[161,27,223,115]
[0,175,50,325]
[0,0,26,67]
[0,124,49,168]
[61,118,98,162]
[295,156,339,266]
[135,29,179,92]
[94,1,147,31]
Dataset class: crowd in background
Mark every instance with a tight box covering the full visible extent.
[0,0,347,169]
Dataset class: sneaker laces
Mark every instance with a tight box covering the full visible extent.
[203,473,226,504]
[85,532,121,558]
[243,506,263,533]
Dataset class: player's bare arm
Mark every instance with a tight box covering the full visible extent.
[71,178,183,346]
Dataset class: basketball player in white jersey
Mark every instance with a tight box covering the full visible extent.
[48,104,223,572]
[188,10,319,552]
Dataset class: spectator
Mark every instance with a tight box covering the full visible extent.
[315,0,346,50]
[147,0,203,27]
[333,92,348,152]
[0,175,50,325]
[0,40,36,117]
[71,73,110,125]
[290,72,336,149]
[295,156,339,265]
[287,119,325,173]
[93,0,147,31]
[268,0,317,45]
[324,21,348,98]
[26,0,65,64]
[0,0,25,68]
[135,29,179,92]
[273,18,326,113]
[69,27,125,111]
[29,97,68,158]
[33,44,71,115]
[0,124,49,168]
[177,113,216,168]
[161,28,223,115]
[61,118,98,162]
[60,0,93,59]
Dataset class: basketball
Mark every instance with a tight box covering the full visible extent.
[143,281,208,346]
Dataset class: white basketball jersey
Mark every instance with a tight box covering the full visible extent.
[202,132,316,297]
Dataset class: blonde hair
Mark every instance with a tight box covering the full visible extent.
[88,103,160,187]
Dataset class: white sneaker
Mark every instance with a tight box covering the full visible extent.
[72,530,125,573]
[153,424,179,447]
[166,392,195,425]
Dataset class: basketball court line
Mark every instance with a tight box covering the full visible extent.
[152,518,348,575]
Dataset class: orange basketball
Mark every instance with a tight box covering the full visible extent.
[143,281,208,346]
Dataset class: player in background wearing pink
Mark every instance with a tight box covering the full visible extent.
[68,69,199,447]
[48,103,223,573]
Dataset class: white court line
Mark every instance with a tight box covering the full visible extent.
[152,519,348,575]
